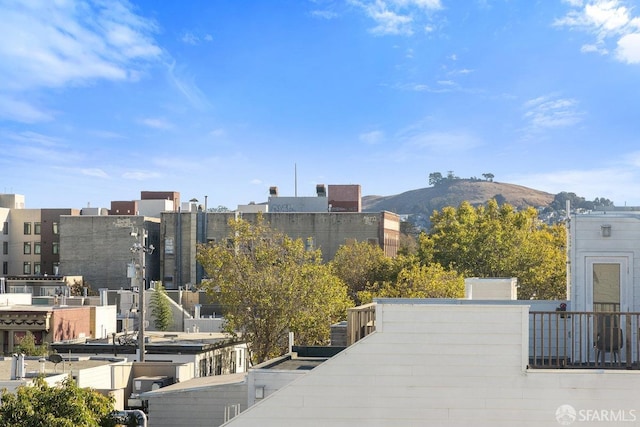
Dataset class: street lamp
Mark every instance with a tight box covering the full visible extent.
[130,230,154,362]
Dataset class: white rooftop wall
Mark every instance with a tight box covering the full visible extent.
[224,302,640,427]
[464,277,518,300]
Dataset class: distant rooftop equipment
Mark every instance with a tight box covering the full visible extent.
[269,186,278,197]
[316,184,327,197]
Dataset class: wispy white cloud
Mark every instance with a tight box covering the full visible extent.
[0,0,163,125]
[250,179,263,185]
[402,130,482,153]
[359,130,385,144]
[0,0,162,91]
[5,131,63,147]
[209,128,226,138]
[167,61,211,110]
[2,131,84,164]
[617,32,640,63]
[0,96,54,123]
[311,10,339,19]
[383,119,482,162]
[181,32,199,45]
[81,168,110,178]
[509,164,640,206]
[139,118,174,130]
[349,0,442,36]
[181,31,213,45]
[555,0,640,64]
[122,170,162,180]
[87,130,125,139]
[522,94,584,130]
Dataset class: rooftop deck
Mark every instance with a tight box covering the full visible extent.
[348,302,640,369]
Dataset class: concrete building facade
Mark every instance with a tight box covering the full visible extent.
[160,211,400,290]
[60,215,160,291]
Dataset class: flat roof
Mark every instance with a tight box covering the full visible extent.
[141,372,246,397]
[265,357,327,371]
[0,357,119,381]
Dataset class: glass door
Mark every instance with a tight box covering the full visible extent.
[592,263,620,312]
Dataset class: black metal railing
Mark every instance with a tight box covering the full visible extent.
[529,311,640,369]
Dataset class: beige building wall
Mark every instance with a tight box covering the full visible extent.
[7,209,41,276]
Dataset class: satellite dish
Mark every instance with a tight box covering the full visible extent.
[49,354,63,364]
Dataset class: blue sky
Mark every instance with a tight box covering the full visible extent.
[1,0,640,209]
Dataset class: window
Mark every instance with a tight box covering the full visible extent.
[34,262,41,275]
[2,262,7,275]
[2,222,7,235]
[2,241,7,255]
[24,222,31,235]
[23,262,31,274]
[52,242,59,255]
[52,222,59,235]
[34,242,41,255]
[53,262,60,275]
[23,242,31,255]
[34,222,41,235]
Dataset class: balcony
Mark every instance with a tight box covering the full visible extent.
[347,303,640,369]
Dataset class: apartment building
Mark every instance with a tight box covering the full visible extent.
[0,194,80,276]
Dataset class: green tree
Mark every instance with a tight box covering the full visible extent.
[197,215,352,364]
[0,377,118,427]
[15,331,48,356]
[330,240,393,304]
[150,282,173,331]
[428,172,443,186]
[422,199,566,299]
[358,263,464,303]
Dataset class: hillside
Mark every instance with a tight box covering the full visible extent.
[362,180,554,216]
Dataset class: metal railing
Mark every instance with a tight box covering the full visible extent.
[529,311,640,369]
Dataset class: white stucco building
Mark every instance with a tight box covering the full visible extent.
[569,209,640,313]
[222,300,640,426]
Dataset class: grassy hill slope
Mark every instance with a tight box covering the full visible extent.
[362,180,554,215]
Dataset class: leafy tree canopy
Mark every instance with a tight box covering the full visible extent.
[358,263,464,303]
[15,331,48,356]
[421,199,566,299]
[330,240,395,305]
[0,377,117,427]
[197,214,352,364]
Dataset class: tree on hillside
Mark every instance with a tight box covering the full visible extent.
[421,199,566,299]
[551,192,585,211]
[0,377,119,427]
[150,282,173,331]
[197,215,352,364]
[482,173,494,182]
[428,172,443,186]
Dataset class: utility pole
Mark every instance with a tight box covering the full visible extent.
[130,228,154,362]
